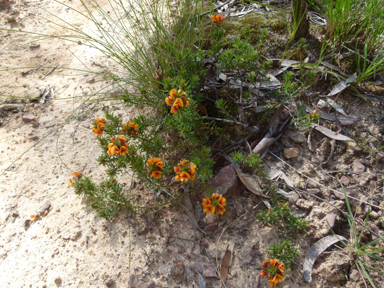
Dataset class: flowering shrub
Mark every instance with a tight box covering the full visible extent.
[260,259,285,286]
[308,109,320,123]
[202,193,226,215]
[165,89,191,114]
[107,136,129,156]
[68,171,82,186]
[92,118,106,136]
[147,157,164,179]
[174,160,196,182]
[122,121,139,135]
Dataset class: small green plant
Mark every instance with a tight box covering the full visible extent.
[256,202,307,236]
[266,239,300,270]
[333,184,384,287]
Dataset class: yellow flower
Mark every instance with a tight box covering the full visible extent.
[122,121,139,135]
[96,118,106,123]
[190,163,197,175]
[173,97,184,107]
[217,205,226,215]
[218,195,226,207]
[269,259,279,267]
[175,171,191,182]
[30,214,38,221]
[147,157,163,169]
[178,160,189,167]
[165,94,174,106]
[171,105,179,114]
[118,135,127,144]
[92,127,103,136]
[170,89,177,97]
[108,145,120,156]
[68,178,73,186]
[277,262,285,273]
[151,170,163,179]
[120,145,128,156]
[268,273,284,287]
[72,172,82,178]
[212,193,220,199]
[202,197,212,207]
[97,122,105,131]
[211,14,225,23]
[203,204,215,215]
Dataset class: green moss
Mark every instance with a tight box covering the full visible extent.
[267,19,287,33]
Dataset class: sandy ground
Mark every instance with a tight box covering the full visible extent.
[2,0,380,288]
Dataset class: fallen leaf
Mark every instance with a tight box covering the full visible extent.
[197,271,206,288]
[326,73,357,97]
[327,99,347,116]
[313,124,354,141]
[220,245,232,286]
[303,234,347,282]
[233,164,271,199]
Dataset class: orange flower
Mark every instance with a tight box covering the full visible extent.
[262,260,268,268]
[313,110,317,114]
[170,89,177,97]
[151,170,163,179]
[118,135,127,144]
[174,166,181,173]
[260,270,267,277]
[203,204,215,215]
[72,172,82,178]
[108,145,120,156]
[202,197,211,207]
[217,205,226,215]
[184,98,191,108]
[68,178,73,186]
[218,195,226,207]
[110,137,116,142]
[175,171,191,182]
[165,94,174,106]
[277,262,285,273]
[147,157,164,169]
[212,193,219,199]
[30,215,38,221]
[190,162,197,175]
[120,145,128,156]
[122,122,139,135]
[171,106,179,114]
[211,14,225,23]
[96,118,106,123]
[269,259,279,267]
[178,160,189,167]
[268,273,284,287]
[97,122,105,131]
[92,127,103,136]
[173,97,184,108]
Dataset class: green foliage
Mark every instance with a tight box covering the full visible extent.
[256,202,307,235]
[266,240,300,270]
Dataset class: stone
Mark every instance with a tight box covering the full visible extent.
[37,201,51,214]
[54,277,62,285]
[307,179,319,189]
[333,189,359,201]
[295,199,313,210]
[22,114,36,123]
[352,159,365,174]
[0,104,23,113]
[359,159,371,167]
[203,266,218,279]
[6,16,16,22]
[307,188,321,196]
[171,260,185,277]
[29,44,40,49]
[288,191,299,204]
[147,280,156,288]
[25,87,41,99]
[205,223,218,231]
[203,213,217,224]
[128,275,139,288]
[44,122,56,128]
[29,135,39,141]
[340,176,349,186]
[369,211,379,219]
[249,250,258,257]
[209,164,239,196]
[289,132,306,144]
[324,213,337,229]
[12,211,19,217]
[317,99,326,108]
[23,219,31,229]
[105,279,114,287]
[32,121,40,128]
[380,201,384,209]
[284,148,300,159]
[136,282,148,288]
[191,262,203,274]
[0,0,14,8]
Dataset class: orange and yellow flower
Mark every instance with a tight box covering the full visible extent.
[30,214,38,221]
[118,135,127,144]
[122,121,139,135]
[165,89,191,114]
[174,160,197,182]
[147,157,164,179]
[268,273,284,287]
[210,14,225,23]
[68,178,73,186]
[120,145,129,156]
[202,193,226,215]
[175,171,191,182]
[260,259,285,287]
[92,118,106,136]
[72,171,82,178]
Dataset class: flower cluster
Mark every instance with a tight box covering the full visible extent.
[174,160,196,182]
[165,89,190,114]
[147,157,164,179]
[202,193,226,215]
[92,118,106,136]
[308,109,320,123]
[68,171,83,186]
[108,135,129,156]
[260,259,285,287]
[210,14,225,23]
[122,121,139,136]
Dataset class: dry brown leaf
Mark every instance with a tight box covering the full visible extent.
[233,164,271,199]
[220,245,232,286]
